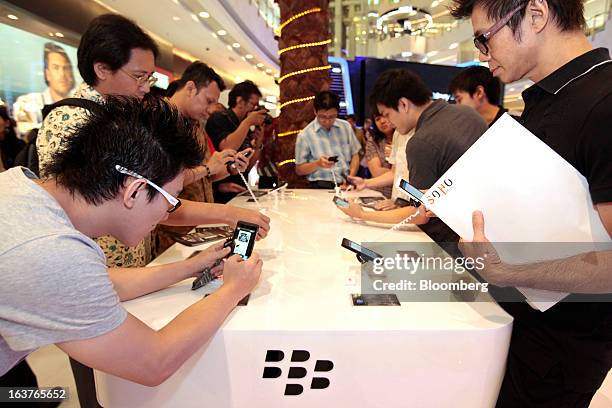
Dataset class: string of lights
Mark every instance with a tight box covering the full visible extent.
[277,65,331,84]
[276,159,296,167]
[277,129,302,138]
[278,95,315,110]
[275,7,321,36]
[278,39,332,56]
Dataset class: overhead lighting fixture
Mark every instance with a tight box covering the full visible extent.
[48,32,55,37]
[227,45,233,51]
[199,11,210,18]
[241,56,247,61]
[401,51,413,57]
[172,16,180,21]
[265,69,272,73]
[55,32,64,38]
[232,43,240,48]
[431,0,441,7]
[7,14,18,20]
[217,30,227,36]
[245,54,253,59]
[211,32,218,39]
[449,42,459,49]
[235,76,243,82]
[427,50,439,57]
[256,63,264,68]
[191,14,199,23]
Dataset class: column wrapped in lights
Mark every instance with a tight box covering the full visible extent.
[274,0,331,187]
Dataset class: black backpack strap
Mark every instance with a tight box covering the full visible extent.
[42,98,104,121]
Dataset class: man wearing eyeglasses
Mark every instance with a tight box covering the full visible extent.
[34,14,270,407]
[451,1,612,406]
[0,96,263,389]
[295,91,362,189]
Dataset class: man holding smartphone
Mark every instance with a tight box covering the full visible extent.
[0,96,263,388]
[295,91,361,189]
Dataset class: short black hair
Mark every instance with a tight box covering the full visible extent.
[449,66,501,104]
[77,14,159,86]
[228,80,262,108]
[43,42,72,86]
[450,0,585,35]
[369,69,432,110]
[313,91,340,111]
[45,95,203,205]
[174,61,226,94]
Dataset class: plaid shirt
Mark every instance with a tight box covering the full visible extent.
[295,118,361,182]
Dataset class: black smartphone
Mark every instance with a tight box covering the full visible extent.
[241,148,253,158]
[333,195,349,208]
[228,221,259,260]
[341,238,383,263]
[398,179,425,204]
[328,155,339,163]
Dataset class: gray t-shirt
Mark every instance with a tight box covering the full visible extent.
[0,167,127,375]
[406,100,488,246]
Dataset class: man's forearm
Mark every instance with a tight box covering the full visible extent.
[164,200,230,226]
[219,121,251,151]
[358,206,421,224]
[349,154,359,177]
[497,250,612,293]
[365,170,395,189]
[109,259,197,301]
[296,161,320,176]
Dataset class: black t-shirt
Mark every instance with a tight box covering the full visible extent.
[406,100,488,248]
[500,48,612,391]
[205,108,252,152]
[204,108,252,202]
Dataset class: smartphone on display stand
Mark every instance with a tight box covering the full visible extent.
[333,195,349,208]
[341,238,383,263]
[398,179,425,205]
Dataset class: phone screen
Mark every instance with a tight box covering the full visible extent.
[233,229,255,259]
[398,179,424,203]
[333,196,349,208]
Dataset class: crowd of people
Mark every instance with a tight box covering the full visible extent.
[0,0,611,407]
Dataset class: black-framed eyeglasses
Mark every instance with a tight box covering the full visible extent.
[115,165,182,213]
[120,68,158,87]
[473,5,525,56]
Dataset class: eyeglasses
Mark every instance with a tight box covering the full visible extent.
[115,165,181,213]
[120,68,158,87]
[473,4,525,56]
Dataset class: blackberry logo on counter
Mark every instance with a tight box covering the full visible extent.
[262,349,334,396]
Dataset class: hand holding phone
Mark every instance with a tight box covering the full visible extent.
[225,221,259,260]
[328,155,339,163]
[333,195,349,208]
[398,179,425,205]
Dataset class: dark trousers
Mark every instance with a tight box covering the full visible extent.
[308,180,336,189]
[69,357,102,408]
[0,360,60,408]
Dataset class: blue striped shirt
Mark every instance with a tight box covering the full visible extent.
[295,118,361,182]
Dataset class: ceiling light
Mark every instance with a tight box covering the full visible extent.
[48,32,55,37]
[191,14,199,23]
[449,42,458,49]
[211,32,218,39]
[55,32,64,37]
[431,0,441,7]
[7,14,18,20]
[172,16,180,21]
[199,11,210,18]
[235,76,243,82]
[232,43,240,48]
[256,63,264,68]
[401,51,413,57]
[227,45,233,51]
[245,54,253,59]
[265,69,272,73]
[217,30,227,36]
[427,50,438,57]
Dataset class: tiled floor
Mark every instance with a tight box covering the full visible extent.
[27,345,612,408]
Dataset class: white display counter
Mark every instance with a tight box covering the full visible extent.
[95,189,512,407]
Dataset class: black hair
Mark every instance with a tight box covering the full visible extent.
[228,80,262,108]
[313,91,340,111]
[369,69,432,110]
[77,14,159,86]
[369,114,388,143]
[43,42,72,86]
[450,0,585,36]
[173,61,226,94]
[45,95,203,205]
[449,66,501,104]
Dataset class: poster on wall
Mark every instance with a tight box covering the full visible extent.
[0,24,82,136]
